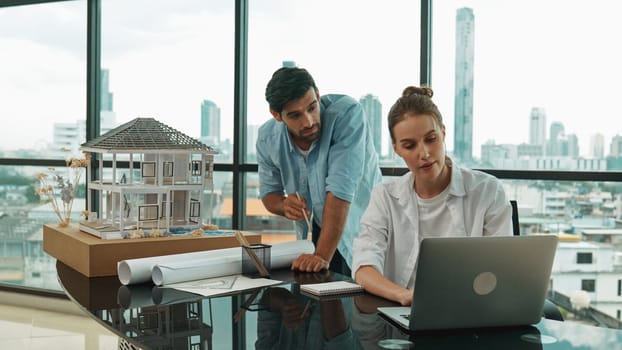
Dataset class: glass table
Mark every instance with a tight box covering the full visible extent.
[56,261,622,350]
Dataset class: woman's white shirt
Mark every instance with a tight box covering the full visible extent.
[351,161,512,288]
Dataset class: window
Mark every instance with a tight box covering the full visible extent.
[163,161,174,178]
[139,205,159,221]
[582,279,596,293]
[432,1,622,171]
[142,162,156,178]
[191,161,202,176]
[618,280,621,297]
[577,252,594,264]
[190,200,201,221]
[0,164,85,290]
[101,0,234,163]
[0,1,87,160]
[247,0,421,164]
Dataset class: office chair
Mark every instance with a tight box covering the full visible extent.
[510,200,564,322]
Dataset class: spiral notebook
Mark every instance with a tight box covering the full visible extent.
[300,280,364,298]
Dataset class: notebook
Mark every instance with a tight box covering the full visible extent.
[377,235,558,331]
[300,280,364,298]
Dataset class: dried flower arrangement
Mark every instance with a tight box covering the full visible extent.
[35,152,90,227]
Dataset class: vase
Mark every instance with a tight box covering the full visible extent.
[58,218,71,227]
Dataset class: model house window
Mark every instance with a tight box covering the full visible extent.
[618,280,621,296]
[581,279,596,292]
[163,161,174,177]
[190,200,200,223]
[190,200,200,217]
[576,252,593,264]
[160,201,173,218]
[139,205,159,221]
[142,162,156,177]
[191,161,202,176]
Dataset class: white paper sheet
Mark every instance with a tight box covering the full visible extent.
[118,240,314,285]
[163,274,282,297]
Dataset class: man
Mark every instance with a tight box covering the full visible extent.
[256,67,382,275]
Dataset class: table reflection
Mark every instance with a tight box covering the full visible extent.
[56,261,622,350]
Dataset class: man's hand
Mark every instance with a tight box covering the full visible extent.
[282,194,310,221]
[291,253,329,272]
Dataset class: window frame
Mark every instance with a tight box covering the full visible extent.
[1,0,622,297]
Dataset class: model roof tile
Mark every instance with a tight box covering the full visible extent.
[81,118,214,152]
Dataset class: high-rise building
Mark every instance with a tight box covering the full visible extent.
[610,134,622,157]
[100,69,113,112]
[100,68,116,134]
[529,107,546,155]
[51,69,116,156]
[282,61,297,67]
[454,7,475,164]
[566,134,579,157]
[247,124,259,161]
[359,94,382,155]
[547,121,565,156]
[590,133,605,158]
[200,99,220,146]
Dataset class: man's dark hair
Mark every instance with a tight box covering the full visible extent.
[265,67,317,114]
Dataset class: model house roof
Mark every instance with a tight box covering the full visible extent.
[81,117,215,153]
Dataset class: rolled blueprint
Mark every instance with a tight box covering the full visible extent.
[118,240,314,286]
[152,240,315,285]
[117,247,238,285]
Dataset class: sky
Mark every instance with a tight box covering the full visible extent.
[1,0,621,158]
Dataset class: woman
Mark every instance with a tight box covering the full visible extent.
[352,86,512,305]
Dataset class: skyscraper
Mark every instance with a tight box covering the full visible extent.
[200,99,220,146]
[51,69,115,156]
[100,69,113,112]
[100,68,116,133]
[359,94,382,155]
[529,107,546,156]
[566,134,579,157]
[611,135,622,158]
[590,133,604,158]
[454,7,475,164]
[547,121,565,156]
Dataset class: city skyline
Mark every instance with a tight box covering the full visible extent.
[19,65,622,170]
[1,1,621,160]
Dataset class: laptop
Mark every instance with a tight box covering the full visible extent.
[377,235,558,331]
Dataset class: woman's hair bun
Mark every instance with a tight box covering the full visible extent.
[402,86,433,98]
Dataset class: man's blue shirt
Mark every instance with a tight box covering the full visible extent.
[256,94,382,267]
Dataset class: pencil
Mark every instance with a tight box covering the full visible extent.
[234,231,270,277]
[295,192,312,235]
[234,289,261,322]
[300,300,312,319]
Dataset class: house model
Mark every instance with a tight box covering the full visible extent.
[79,118,217,239]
